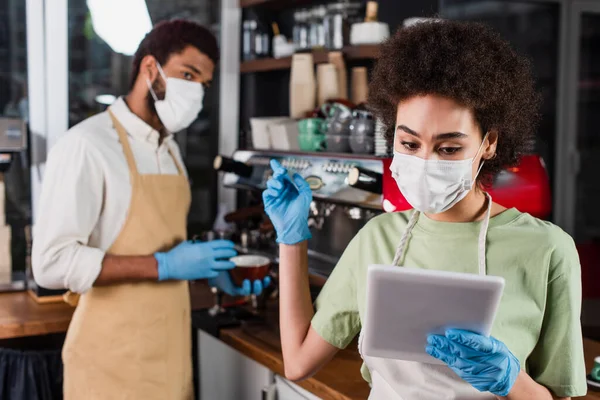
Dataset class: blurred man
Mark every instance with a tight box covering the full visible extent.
[32,20,267,399]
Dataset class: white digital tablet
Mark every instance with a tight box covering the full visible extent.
[362,265,505,365]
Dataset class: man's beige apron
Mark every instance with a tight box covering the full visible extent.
[62,109,193,400]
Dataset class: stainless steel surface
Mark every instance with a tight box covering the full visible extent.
[224,150,385,210]
[233,244,338,278]
[240,231,249,249]
[219,149,383,278]
[209,286,225,317]
[309,204,375,263]
[345,206,378,221]
[308,201,336,230]
[345,207,363,220]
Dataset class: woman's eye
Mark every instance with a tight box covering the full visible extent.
[401,141,419,151]
[439,147,461,155]
[183,72,193,80]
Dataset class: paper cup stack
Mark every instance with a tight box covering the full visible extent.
[374,119,390,157]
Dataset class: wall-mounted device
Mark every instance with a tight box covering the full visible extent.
[0,118,27,152]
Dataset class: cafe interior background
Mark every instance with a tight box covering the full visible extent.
[0,0,599,399]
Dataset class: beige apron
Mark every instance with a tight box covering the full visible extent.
[358,194,496,399]
[62,109,193,400]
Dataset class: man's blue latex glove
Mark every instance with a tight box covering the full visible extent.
[155,240,236,281]
[426,329,520,397]
[208,272,272,297]
[262,159,312,245]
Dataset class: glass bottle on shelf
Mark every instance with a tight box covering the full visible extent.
[293,9,309,51]
[293,10,302,48]
[255,23,264,58]
[262,29,270,58]
[253,22,270,58]
[242,20,257,60]
[314,5,327,49]
[324,2,349,50]
[308,7,319,49]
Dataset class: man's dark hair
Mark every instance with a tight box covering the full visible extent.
[368,20,541,183]
[129,19,219,89]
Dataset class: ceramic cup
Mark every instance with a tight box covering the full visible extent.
[298,118,326,135]
[298,118,327,152]
[591,356,600,382]
[228,255,271,287]
[298,132,326,152]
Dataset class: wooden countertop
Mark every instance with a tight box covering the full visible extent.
[1,288,599,399]
[0,291,74,339]
[0,283,221,340]
[220,321,370,400]
[219,309,600,400]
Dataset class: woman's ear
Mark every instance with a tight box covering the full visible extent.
[483,130,499,160]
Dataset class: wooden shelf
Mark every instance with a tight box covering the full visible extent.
[240,45,380,74]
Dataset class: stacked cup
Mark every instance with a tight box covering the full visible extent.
[324,102,353,153]
[374,118,390,157]
[349,110,375,154]
[298,118,327,152]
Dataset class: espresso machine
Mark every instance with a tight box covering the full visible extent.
[201,149,552,332]
[214,150,388,280]
[215,149,552,269]
[194,150,384,334]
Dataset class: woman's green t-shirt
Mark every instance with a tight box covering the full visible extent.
[311,209,587,398]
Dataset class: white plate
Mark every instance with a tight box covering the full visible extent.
[362,265,505,364]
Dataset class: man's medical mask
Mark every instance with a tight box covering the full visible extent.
[146,62,204,132]
[389,134,488,214]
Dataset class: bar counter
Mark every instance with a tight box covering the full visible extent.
[0,286,598,400]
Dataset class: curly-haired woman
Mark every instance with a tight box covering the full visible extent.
[263,20,587,399]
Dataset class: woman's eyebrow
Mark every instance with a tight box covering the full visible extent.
[396,125,467,140]
[396,125,419,136]
[435,132,467,140]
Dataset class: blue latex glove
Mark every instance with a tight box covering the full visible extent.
[262,159,312,245]
[426,329,520,397]
[155,240,236,281]
[208,272,272,297]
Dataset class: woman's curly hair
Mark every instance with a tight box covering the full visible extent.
[368,20,541,182]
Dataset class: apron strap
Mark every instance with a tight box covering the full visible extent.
[166,145,186,177]
[108,109,186,178]
[392,193,494,275]
[478,192,493,276]
[108,109,139,177]
[392,210,420,266]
